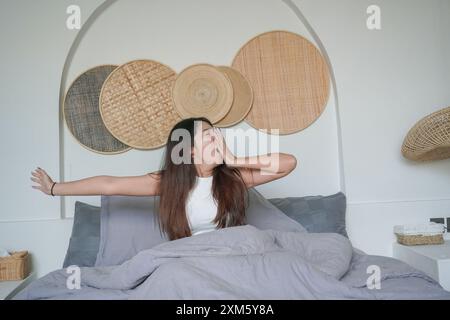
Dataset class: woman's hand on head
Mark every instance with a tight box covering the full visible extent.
[30,167,54,195]
[212,127,236,165]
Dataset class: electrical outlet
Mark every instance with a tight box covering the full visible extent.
[430,218,445,224]
[429,218,449,233]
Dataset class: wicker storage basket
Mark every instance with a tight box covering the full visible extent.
[395,233,444,246]
[0,251,30,281]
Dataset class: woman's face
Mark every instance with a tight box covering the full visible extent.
[192,121,223,165]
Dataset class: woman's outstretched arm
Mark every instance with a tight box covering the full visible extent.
[30,167,161,196]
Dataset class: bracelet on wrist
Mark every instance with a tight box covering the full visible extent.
[51,182,57,196]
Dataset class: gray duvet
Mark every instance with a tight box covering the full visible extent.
[14,225,450,300]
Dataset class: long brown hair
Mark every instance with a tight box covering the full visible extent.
[156,117,249,241]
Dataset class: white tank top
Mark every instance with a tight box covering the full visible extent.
[186,175,219,235]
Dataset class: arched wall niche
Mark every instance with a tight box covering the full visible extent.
[58,0,346,218]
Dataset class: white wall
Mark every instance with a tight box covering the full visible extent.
[304,0,450,256]
[0,0,104,276]
[1,0,449,277]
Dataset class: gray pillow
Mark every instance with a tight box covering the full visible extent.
[268,192,348,237]
[95,188,306,267]
[245,188,307,233]
[94,195,169,267]
[63,201,101,268]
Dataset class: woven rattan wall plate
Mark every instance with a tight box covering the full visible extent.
[215,66,254,127]
[99,59,181,149]
[401,106,450,161]
[63,65,131,154]
[232,30,331,135]
[172,64,234,124]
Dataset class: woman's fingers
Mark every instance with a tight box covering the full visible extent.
[32,169,44,181]
[216,129,225,148]
[214,128,220,138]
[212,130,221,150]
[32,171,41,177]
[34,167,52,180]
[213,128,221,142]
[214,129,225,148]
[30,177,40,183]
[30,167,51,194]
[31,171,41,183]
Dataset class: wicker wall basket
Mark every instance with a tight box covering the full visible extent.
[0,251,30,281]
[171,63,234,124]
[215,66,254,128]
[395,233,444,246]
[99,60,181,150]
[232,30,330,135]
[401,106,450,161]
[63,65,132,154]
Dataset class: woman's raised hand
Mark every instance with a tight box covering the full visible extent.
[211,127,236,165]
[30,167,55,195]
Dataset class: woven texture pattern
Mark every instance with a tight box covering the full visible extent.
[0,251,29,281]
[232,30,330,134]
[64,65,131,154]
[100,60,181,149]
[172,64,233,124]
[395,233,444,245]
[402,106,450,161]
[215,66,253,127]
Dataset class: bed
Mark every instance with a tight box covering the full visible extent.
[13,188,450,300]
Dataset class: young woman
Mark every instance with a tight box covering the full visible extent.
[31,117,297,240]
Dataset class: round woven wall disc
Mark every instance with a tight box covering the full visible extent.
[232,30,331,135]
[215,66,254,127]
[63,65,131,154]
[99,60,181,149]
[172,64,234,124]
[401,106,450,161]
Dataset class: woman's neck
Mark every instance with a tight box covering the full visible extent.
[195,165,214,177]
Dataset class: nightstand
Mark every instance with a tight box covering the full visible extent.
[393,241,450,291]
[0,272,35,300]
